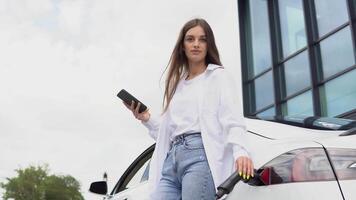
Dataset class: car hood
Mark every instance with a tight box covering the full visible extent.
[245,118,344,141]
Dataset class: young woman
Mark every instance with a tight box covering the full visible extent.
[123,18,254,200]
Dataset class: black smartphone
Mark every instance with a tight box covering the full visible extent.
[117,89,148,113]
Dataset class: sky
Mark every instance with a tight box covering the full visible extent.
[0,0,242,199]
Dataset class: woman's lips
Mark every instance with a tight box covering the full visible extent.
[190,50,201,54]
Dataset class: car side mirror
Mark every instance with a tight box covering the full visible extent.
[89,181,108,195]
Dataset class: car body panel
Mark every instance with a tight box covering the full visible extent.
[109,182,149,200]
[246,118,344,140]
[245,129,323,168]
[338,180,356,200]
[230,130,344,200]
[314,134,356,149]
[227,181,343,200]
[313,134,356,200]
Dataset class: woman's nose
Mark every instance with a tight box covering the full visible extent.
[193,39,199,47]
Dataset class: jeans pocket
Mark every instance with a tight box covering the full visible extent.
[183,136,204,150]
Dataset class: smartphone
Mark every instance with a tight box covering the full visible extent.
[117,89,148,113]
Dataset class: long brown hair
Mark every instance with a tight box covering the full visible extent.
[161,18,222,114]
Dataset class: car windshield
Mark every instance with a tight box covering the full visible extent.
[255,115,356,131]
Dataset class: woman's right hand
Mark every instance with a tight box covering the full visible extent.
[122,100,150,123]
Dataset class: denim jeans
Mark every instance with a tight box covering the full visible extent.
[157,133,215,200]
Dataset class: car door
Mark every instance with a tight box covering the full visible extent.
[109,144,154,200]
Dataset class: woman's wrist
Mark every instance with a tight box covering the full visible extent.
[142,112,150,123]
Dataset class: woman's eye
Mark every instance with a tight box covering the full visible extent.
[200,38,207,42]
[185,37,194,42]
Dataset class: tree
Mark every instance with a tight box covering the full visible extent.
[1,164,84,200]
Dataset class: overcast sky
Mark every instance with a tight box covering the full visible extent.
[0,0,242,199]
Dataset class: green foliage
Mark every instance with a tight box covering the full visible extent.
[0,164,84,200]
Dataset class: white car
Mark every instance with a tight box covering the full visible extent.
[89,116,356,200]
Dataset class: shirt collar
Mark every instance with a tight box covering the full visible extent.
[206,64,224,71]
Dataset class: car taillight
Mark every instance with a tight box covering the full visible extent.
[259,148,336,185]
[327,148,356,180]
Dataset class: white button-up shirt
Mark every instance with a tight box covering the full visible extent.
[167,69,206,140]
[142,64,251,199]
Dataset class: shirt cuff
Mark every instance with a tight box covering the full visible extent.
[141,114,158,130]
[232,144,249,160]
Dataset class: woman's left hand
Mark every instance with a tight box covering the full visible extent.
[235,156,254,180]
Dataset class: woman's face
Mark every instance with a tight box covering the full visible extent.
[183,25,208,65]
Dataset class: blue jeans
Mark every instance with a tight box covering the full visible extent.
[157,133,215,200]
